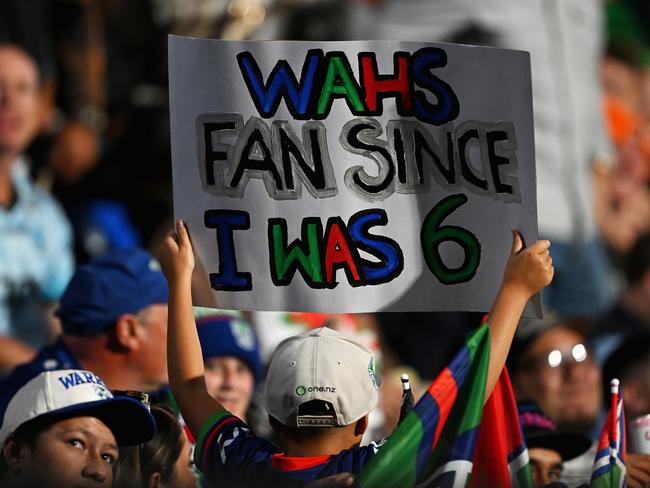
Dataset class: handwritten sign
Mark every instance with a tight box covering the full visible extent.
[169,36,540,315]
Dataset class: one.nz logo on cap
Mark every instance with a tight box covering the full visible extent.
[296,385,336,395]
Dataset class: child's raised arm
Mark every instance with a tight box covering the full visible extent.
[157,220,226,438]
[485,231,553,399]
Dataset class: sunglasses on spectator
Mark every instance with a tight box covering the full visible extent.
[521,343,591,372]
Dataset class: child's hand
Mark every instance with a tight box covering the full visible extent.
[502,230,553,299]
[157,219,195,282]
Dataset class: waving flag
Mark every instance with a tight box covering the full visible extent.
[590,379,627,488]
[357,323,490,488]
[469,368,533,488]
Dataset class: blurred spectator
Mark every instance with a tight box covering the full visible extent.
[350,0,616,319]
[0,43,74,348]
[602,334,650,422]
[509,316,601,435]
[0,369,155,488]
[596,44,650,257]
[195,310,262,422]
[510,314,650,486]
[0,1,174,259]
[0,1,107,184]
[0,248,169,422]
[508,315,601,485]
[113,405,196,488]
[591,233,650,364]
[605,0,650,120]
[602,334,650,483]
[50,0,171,260]
[518,401,591,487]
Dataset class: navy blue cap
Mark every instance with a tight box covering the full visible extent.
[197,315,262,383]
[57,249,168,334]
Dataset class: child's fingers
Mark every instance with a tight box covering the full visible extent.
[162,229,179,250]
[511,229,523,254]
[528,239,551,254]
[176,219,190,247]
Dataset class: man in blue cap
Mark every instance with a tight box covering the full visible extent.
[0,248,169,421]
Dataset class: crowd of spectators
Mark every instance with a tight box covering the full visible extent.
[1,0,650,487]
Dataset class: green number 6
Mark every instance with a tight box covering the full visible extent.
[420,194,481,284]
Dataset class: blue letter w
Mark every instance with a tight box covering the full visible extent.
[237,50,321,118]
[58,374,75,389]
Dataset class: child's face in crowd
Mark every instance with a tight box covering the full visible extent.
[529,447,563,488]
[10,416,118,488]
[0,46,40,157]
[204,356,254,419]
[515,327,601,432]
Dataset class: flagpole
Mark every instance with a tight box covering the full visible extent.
[611,378,619,458]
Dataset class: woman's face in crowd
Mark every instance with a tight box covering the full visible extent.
[204,356,255,420]
[168,435,196,488]
[9,416,118,488]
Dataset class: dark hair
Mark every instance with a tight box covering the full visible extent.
[113,406,184,488]
[602,334,650,404]
[0,415,53,480]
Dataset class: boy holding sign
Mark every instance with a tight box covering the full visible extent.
[157,220,553,486]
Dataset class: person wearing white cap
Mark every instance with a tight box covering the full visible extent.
[157,221,553,487]
[0,369,155,488]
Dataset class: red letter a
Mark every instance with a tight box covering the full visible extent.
[324,220,360,285]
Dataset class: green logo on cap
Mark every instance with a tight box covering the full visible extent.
[296,385,307,396]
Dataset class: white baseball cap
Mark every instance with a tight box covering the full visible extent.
[0,369,156,447]
[266,327,379,427]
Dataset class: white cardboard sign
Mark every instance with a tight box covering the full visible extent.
[169,36,540,315]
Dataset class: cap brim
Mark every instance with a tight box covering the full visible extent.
[38,396,156,446]
[527,433,592,461]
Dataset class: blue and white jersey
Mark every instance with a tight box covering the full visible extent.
[0,159,74,345]
[194,411,385,487]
